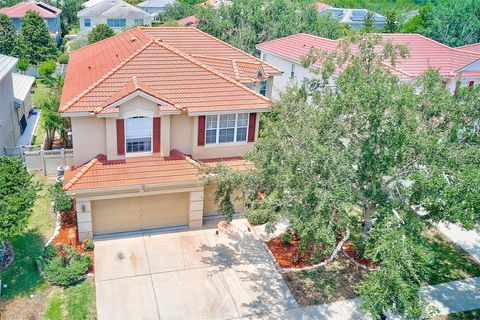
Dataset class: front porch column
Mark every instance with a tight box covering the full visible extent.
[189,189,204,229]
[76,199,93,241]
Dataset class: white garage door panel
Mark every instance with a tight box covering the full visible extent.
[92,193,189,235]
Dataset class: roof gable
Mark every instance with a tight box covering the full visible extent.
[0,1,61,18]
[77,0,150,18]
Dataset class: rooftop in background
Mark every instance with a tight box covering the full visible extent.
[0,1,61,18]
[63,150,201,192]
[77,0,151,18]
[60,27,281,115]
[256,33,480,80]
[315,2,385,28]
[178,15,198,27]
[138,0,174,9]
[459,43,480,54]
[12,73,35,104]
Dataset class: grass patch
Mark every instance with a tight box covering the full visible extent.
[43,279,96,320]
[422,230,480,285]
[31,81,50,146]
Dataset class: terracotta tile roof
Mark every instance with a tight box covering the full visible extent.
[191,55,263,84]
[0,1,61,18]
[257,33,480,79]
[178,15,198,27]
[63,150,201,191]
[60,27,273,115]
[199,157,254,171]
[458,43,480,54]
[314,2,332,11]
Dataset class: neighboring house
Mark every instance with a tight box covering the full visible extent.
[0,55,35,154]
[137,0,174,16]
[178,15,198,27]
[77,0,153,32]
[0,1,62,43]
[459,43,480,54]
[315,2,386,30]
[256,33,480,99]
[60,27,282,241]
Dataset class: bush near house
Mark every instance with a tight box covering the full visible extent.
[37,244,91,286]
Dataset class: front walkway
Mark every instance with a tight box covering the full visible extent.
[437,222,480,262]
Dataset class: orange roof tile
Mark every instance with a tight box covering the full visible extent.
[314,2,332,11]
[60,27,274,115]
[199,157,254,171]
[191,55,264,84]
[178,15,198,27]
[458,43,480,54]
[63,150,201,191]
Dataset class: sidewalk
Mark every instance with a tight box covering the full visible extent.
[437,222,480,262]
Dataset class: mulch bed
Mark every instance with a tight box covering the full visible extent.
[266,235,325,269]
[342,240,374,268]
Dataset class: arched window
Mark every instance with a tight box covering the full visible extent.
[125,116,152,153]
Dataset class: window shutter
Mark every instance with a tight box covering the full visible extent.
[198,115,205,146]
[153,117,161,153]
[116,119,125,155]
[248,113,257,142]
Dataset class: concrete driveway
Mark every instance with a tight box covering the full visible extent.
[94,219,299,320]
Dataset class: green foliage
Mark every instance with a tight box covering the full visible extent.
[158,2,199,22]
[49,182,73,213]
[61,0,83,25]
[425,0,480,47]
[401,3,432,33]
[37,244,91,286]
[383,10,399,33]
[13,10,57,65]
[161,0,345,54]
[177,0,204,5]
[82,239,94,252]
[58,52,69,64]
[0,157,38,244]
[361,11,376,33]
[16,57,29,72]
[244,208,270,225]
[282,232,292,245]
[0,13,15,55]
[87,23,115,44]
[38,60,57,78]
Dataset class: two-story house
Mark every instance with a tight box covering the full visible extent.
[0,54,36,154]
[257,33,480,99]
[315,2,386,30]
[60,27,282,241]
[0,1,62,44]
[77,0,153,33]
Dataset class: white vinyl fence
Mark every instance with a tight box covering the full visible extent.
[4,145,74,176]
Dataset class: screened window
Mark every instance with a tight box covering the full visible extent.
[205,113,249,144]
[134,18,144,25]
[260,80,267,96]
[107,19,126,28]
[125,116,152,153]
[290,64,295,78]
[84,18,91,27]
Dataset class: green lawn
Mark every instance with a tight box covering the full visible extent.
[44,279,97,320]
[32,81,50,146]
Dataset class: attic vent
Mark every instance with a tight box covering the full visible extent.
[88,66,92,70]
[130,37,138,42]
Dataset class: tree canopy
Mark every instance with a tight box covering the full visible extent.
[87,24,115,44]
[210,33,480,318]
[13,10,57,65]
[0,13,15,55]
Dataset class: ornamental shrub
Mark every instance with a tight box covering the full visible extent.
[58,53,69,64]
[50,182,74,213]
[82,239,94,251]
[244,209,270,226]
[37,244,91,286]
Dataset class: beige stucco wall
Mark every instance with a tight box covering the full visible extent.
[170,112,193,155]
[71,116,106,166]
[203,184,245,216]
[190,113,260,159]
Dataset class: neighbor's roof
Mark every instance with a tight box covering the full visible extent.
[458,43,480,54]
[60,27,280,115]
[77,0,151,18]
[314,2,332,11]
[199,157,254,172]
[319,8,386,25]
[0,1,61,18]
[63,150,201,191]
[137,0,174,8]
[0,54,17,81]
[12,73,35,104]
[257,33,480,79]
[178,15,198,27]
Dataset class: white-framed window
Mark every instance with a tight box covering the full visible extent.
[260,80,267,96]
[107,18,126,28]
[125,116,152,153]
[134,18,144,25]
[84,18,91,27]
[205,113,249,144]
[262,53,268,62]
[290,64,295,78]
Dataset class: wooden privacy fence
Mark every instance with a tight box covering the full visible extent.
[4,145,74,176]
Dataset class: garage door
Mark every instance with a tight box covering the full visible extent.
[91,193,189,235]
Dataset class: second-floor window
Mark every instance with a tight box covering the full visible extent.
[134,18,144,25]
[84,18,91,27]
[290,64,296,78]
[260,80,267,96]
[125,116,152,153]
[206,113,248,144]
[107,19,126,28]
